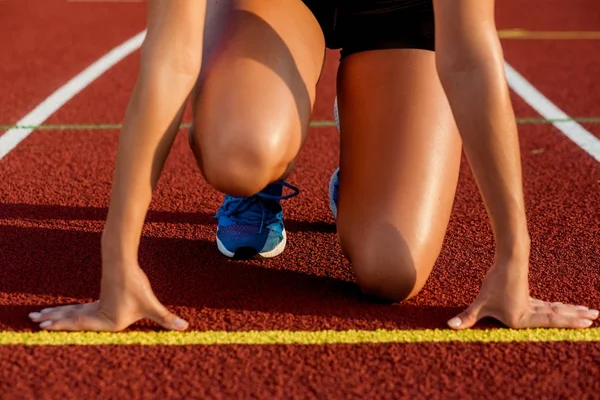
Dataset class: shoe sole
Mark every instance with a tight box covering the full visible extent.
[329,168,339,220]
[216,229,287,259]
[330,97,339,219]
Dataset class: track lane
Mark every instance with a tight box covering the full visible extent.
[497,0,600,139]
[1,1,599,398]
[1,102,598,332]
[503,41,600,139]
[0,0,145,129]
[496,0,600,31]
[1,342,598,399]
[0,36,598,333]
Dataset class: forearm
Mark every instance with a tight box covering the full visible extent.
[98,0,207,266]
[437,41,529,257]
[101,72,192,263]
[102,72,192,259]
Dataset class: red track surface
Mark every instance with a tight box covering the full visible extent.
[1,0,599,398]
[2,343,600,399]
[0,0,145,124]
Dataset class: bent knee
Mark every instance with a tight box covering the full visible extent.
[352,250,424,302]
[339,223,434,302]
[192,119,296,197]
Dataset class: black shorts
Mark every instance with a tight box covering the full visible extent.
[303,1,435,59]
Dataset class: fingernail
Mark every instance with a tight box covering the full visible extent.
[173,318,188,330]
[589,310,599,318]
[579,319,593,327]
[29,312,41,320]
[448,317,462,328]
[39,321,52,328]
[40,308,53,314]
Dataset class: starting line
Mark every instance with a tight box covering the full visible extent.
[1,328,599,346]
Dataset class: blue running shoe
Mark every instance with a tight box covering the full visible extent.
[215,181,299,258]
[329,97,341,219]
[329,167,340,219]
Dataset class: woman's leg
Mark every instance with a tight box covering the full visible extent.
[335,49,462,301]
[190,0,325,257]
[191,0,324,195]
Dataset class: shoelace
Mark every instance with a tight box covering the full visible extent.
[216,181,299,233]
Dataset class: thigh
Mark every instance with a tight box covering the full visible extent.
[191,0,325,175]
[336,48,462,298]
[199,0,236,74]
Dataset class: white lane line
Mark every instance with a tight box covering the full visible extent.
[0,31,146,161]
[504,62,600,163]
[1,37,597,164]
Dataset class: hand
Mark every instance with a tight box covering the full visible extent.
[447,259,599,330]
[28,265,189,332]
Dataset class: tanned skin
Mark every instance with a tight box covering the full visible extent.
[29,0,598,331]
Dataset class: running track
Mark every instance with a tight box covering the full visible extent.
[1,0,599,398]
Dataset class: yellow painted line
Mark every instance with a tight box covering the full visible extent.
[1,328,599,346]
[498,29,600,40]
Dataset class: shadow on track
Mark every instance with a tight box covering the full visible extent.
[0,203,474,331]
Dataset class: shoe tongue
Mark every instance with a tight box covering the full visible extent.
[260,182,283,198]
[244,195,280,221]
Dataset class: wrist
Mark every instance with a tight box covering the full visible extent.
[101,227,139,266]
[494,226,531,263]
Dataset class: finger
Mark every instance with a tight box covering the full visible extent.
[447,294,490,330]
[39,313,116,332]
[29,303,97,322]
[533,304,599,320]
[146,305,189,331]
[29,305,76,321]
[139,289,189,331]
[447,307,481,330]
[529,298,589,310]
[530,299,554,306]
[520,312,594,329]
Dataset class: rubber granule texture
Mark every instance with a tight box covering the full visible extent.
[1,342,599,399]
